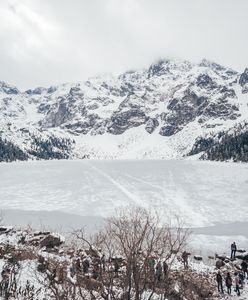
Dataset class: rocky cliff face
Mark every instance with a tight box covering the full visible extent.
[0,58,248,161]
[239,68,248,93]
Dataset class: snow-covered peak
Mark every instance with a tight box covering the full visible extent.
[0,80,19,95]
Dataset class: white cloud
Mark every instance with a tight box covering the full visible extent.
[0,0,247,90]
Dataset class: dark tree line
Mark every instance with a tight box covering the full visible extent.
[0,135,74,162]
[189,124,248,162]
[27,135,73,160]
[0,137,28,162]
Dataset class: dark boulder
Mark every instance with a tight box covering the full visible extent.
[216,259,225,269]
[236,252,248,261]
[0,226,13,234]
[215,254,228,261]
[34,231,50,236]
[40,233,65,248]
[236,249,246,253]
[208,256,215,260]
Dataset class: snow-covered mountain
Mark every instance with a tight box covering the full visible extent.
[1,58,248,161]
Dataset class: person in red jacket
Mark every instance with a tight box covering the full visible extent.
[235,272,241,296]
[225,272,232,295]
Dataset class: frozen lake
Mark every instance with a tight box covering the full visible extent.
[1,159,248,227]
[1,159,248,254]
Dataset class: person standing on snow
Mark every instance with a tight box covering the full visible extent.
[225,272,232,295]
[238,271,245,288]
[241,260,248,278]
[231,242,237,259]
[234,272,241,296]
[216,271,224,293]
[182,251,189,269]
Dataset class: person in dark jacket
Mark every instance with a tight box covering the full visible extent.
[241,260,248,278]
[238,271,244,288]
[155,261,162,281]
[182,251,189,269]
[225,272,232,295]
[113,259,119,275]
[216,271,224,293]
[231,242,237,259]
[82,258,90,274]
[163,260,168,278]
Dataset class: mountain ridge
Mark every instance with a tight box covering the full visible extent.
[1,58,248,161]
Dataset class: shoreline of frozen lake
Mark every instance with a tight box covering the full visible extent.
[1,208,247,256]
[1,208,248,236]
[1,208,247,236]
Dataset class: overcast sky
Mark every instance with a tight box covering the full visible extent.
[1,0,248,90]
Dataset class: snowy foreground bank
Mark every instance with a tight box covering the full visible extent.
[0,223,247,300]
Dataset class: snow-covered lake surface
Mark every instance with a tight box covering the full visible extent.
[1,159,248,254]
[1,159,248,225]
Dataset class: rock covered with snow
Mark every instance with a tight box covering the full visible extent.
[193,255,203,261]
[216,259,225,269]
[39,232,65,248]
[0,226,13,234]
[236,251,248,261]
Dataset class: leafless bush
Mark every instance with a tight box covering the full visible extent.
[81,206,190,300]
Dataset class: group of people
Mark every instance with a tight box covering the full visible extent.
[216,270,246,296]
[216,242,248,296]
[145,258,168,281]
[70,253,170,283]
[69,252,107,280]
